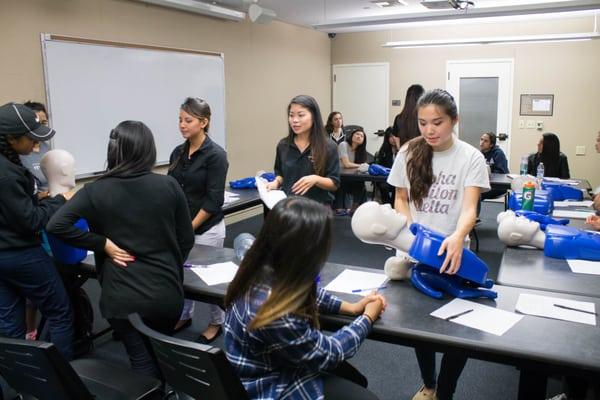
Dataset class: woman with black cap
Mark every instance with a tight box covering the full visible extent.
[0,102,74,360]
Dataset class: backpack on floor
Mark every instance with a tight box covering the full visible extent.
[70,287,94,358]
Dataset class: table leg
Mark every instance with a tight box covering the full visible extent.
[517,369,547,400]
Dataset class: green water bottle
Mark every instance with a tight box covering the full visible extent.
[522,181,536,211]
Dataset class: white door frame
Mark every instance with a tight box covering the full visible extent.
[332,62,389,155]
[446,58,514,161]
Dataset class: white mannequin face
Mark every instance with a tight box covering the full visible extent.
[497,210,542,246]
[40,149,76,195]
[351,202,408,243]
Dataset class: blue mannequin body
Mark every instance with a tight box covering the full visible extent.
[544,225,600,261]
[368,164,391,176]
[229,172,276,189]
[411,264,498,300]
[45,218,89,265]
[407,224,496,299]
[541,181,584,201]
[508,190,554,215]
[514,210,569,231]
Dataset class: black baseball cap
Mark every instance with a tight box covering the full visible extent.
[0,102,56,141]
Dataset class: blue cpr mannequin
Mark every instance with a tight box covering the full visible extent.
[514,210,569,230]
[544,224,600,261]
[508,189,554,215]
[408,224,496,299]
[229,172,276,189]
[368,164,390,176]
[541,181,584,201]
[45,218,89,265]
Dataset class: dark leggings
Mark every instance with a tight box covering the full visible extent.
[415,348,468,400]
[108,315,178,380]
[322,361,379,400]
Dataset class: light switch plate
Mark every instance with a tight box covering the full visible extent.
[518,120,525,129]
[576,146,586,155]
[526,120,536,129]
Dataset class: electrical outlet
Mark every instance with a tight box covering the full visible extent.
[536,121,544,130]
[518,120,525,129]
[576,146,586,155]
[526,120,536,129]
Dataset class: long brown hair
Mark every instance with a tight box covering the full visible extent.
[287,95,328,176]
[169,97,211,172]
[393,84,425,145]
[224,197,332,330]
[407,89,457,209]
[325,111,342,135]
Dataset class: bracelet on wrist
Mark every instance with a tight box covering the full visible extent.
[362,313,374,324]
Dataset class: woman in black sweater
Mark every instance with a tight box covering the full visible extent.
[0,102,74,360]
[48,121,194,379]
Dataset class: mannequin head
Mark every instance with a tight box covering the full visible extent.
[497,210,545,248]
[40,149,76,196]
[351,201,414,252]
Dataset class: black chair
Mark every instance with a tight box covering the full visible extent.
[0,336,161,400]
[128,313,249,400]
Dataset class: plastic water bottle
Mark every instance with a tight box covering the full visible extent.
[536,162,545,180]
[519,156,528,175]
[234,233,255,262]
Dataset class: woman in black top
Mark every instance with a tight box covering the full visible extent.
[48,121,194,378]
[392,84,425,146]
[0,102,74,360]
[527,132,570,178]
[168,97,229,343]
[375,127,400,205]
[267,95,340,205]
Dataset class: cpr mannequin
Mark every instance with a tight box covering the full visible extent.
[497,210,600,260]
[40,149,87,265]
[40,149,76,196]
[352,202,496,299]
[350,201,415,280]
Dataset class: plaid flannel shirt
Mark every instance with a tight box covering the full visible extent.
[224,284,372,400]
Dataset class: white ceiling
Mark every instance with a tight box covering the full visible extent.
[211,0,600,32]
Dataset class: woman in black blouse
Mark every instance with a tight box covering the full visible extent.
[169,97,229,343]
[48,121,194,378]
[527,132,570,178]
[267,95,340,205]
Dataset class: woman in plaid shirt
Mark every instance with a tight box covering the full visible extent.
[224,197,385,399]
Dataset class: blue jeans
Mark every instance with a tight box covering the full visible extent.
[0,246,74,360]
[415,348,467,400]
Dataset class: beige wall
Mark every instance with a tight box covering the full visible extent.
[332,16,600,189]
[0,0,331,183]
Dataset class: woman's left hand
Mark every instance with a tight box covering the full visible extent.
[438,233,464,275]
[291,175,319,195]
[349,293,387,315]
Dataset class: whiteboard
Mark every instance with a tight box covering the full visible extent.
[42,35,226,177]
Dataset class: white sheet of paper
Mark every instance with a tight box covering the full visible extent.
[223,191,240,205]
[554,200,593,208]
[189,261,239,286]
[515,293,596,325]
[430,298,523,336]
[567,259,600,275]
[543,177,579,186]
[552,209,593,219]
[532,98,552,112]
[324,269,388,295]
[256,176,286,209]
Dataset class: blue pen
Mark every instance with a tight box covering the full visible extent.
[352,285,387,293]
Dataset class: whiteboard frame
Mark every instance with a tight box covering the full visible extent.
[41,33,226,179]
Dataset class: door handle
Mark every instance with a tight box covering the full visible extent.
[498,133,509,141]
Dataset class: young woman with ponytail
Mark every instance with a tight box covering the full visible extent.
[224,196,385,400]
[168,97,229,343]
[0,102,74,360]
[387,89,490,400]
